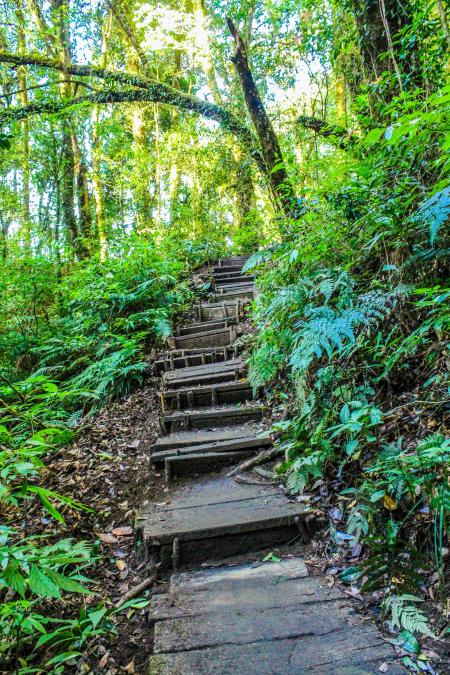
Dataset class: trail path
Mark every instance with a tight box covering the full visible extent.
[137,257,403,674]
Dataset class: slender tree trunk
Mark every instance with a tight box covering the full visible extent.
[91,11,112,260]
[153,103,162,230]
[71,133,92,245]
[61,130,79,249]
[91,106,108,260]
[226,17,295,218]
[16,1,31,247]
[335,75,347,127]
[193,0,223,105]
[435,0,450,49]
[52,0,88,258]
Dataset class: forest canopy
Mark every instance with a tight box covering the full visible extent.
[0,0,449,672]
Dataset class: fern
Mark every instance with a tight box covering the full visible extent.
[383,594,436,638]
[413,185,450,245]
[346,504,370,542]
[288,287,407,373]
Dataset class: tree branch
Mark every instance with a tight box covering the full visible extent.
[0,67,266,172]
[297,115,354,148]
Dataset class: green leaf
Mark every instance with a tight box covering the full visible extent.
[338,566,362,583]
[29,565,61,599]
[46,569,90,595]
[3,563,27,596]
[88,607,108,628]
[398,630,420,654]
[45,651,82,666]
[35,489,65,524]
[345,439,359,456]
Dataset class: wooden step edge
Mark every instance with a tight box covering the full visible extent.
[151,434,272,463]
[163,450,254,481]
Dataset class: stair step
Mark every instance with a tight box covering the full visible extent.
[154,347,235,374]
[196,300,242,322]
[167,326,237,350]
[163,450,254,480]
[162,403,267,432]
[214,256,250,267]
[154,427,265,451]
[209,288,255,303]
[160,381,253,411]
[136,477,309,570]
[216,282,254,293]
[152,433,271,464]
[214,273,254,285]
[148,559,401,674]
[177,317,237,336]
[162,359,243,388]
[212,264,245,274]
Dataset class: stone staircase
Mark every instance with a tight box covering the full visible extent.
[136,256,403,674]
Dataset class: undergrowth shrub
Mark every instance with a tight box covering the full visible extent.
[246,91,449,642]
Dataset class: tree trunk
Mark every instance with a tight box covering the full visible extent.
[61,130,79,251]
[226,17,295,218]
[91,105,108,261]
[193,0,223,105]
[15,1,31,247]
[71,133,92,246]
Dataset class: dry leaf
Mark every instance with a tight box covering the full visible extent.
[112,526,133,537]
[99,653,109,670]
[124,659,135,673]
[98,532,118,544]
[379,663,389,672]
[383,495,397,510]
[116,559,126,571]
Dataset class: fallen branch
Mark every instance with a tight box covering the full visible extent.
[114,573,157,609]
[227,446,283,477]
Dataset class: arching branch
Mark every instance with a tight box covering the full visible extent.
[0,51,265,173]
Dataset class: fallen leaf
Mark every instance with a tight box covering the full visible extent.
[125,659,135,673]
[383,495,398,510]
[116,560,127,571]
[112,526,133,537]
[379,663,389,672]
[98,532,118,544]
[113,549,129,559]
[99,652,109,669]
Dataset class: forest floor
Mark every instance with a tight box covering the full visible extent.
[37,377,163,673]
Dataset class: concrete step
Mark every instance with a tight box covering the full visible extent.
[214,256,250,267]
[161,403,267,433]
[148,559,402,674]
[212,264,245,274]
[136,477,311,570]
[213,270,253,281]
[164,450,255,481]
[160,380,253,411]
